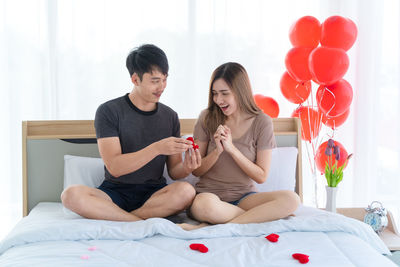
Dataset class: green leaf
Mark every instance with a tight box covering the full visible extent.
[337,172,343,184]
[337,165,344,173]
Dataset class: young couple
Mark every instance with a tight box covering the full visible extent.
[61,44,300,229]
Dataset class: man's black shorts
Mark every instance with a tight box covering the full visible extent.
[98,180,167,212]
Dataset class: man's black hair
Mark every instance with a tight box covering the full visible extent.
[126,44,169,80]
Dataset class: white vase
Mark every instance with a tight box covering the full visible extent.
[325,186,338,213]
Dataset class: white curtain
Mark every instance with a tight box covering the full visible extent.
[1,0,399,239]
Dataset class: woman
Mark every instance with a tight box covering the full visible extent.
[181,62,300,230]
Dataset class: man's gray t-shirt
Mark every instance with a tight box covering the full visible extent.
[94,93,180,185]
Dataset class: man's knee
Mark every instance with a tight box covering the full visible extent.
[61,185,86,209]
[169,181,196,209]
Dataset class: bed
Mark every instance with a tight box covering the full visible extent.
[0,118,396,266]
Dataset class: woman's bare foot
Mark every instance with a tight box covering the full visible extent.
[178,222,209,231]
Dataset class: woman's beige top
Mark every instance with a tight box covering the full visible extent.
[194,110,276,202]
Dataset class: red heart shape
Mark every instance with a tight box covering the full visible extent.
[316,79,353,117]
[186,137,199,150]
[299,257,309,264]
[292,253,309,259]
[285,47,314,83]
[189,243,208,253]
[289,16,321,48]
[280,71,311,104]
[291,106,322,142]
[321,16,357,51]
[189,243,201,250]
[253,94,280,118]
[292,253,310,264]
[265,233,279,242]
[309,46,349,86]
[197,244,208,253]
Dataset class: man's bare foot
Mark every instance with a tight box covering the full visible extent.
[178,222,209,231]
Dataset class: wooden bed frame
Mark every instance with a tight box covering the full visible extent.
[22,118,303,217]
[21,118,400,251]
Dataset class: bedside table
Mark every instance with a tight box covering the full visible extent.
[336,208,400,251]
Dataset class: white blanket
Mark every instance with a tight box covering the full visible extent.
[0,203,395,267]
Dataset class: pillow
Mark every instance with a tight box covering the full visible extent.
[255,147,298,192]
[63,154,197,188]
[63,146,297,192]
[63,155,105,189]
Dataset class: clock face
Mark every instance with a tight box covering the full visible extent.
[364,213,382,231]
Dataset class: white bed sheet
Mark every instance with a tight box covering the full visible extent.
[0,202,395,267]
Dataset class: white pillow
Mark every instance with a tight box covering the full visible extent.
[63,147,297,192]
[63,154,105,189]
[255,147,298,192]
[63,154,197,188]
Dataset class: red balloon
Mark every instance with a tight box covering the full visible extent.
[316,79,353,117]
[280,71,311,104]
[254,94,279,118]
[315,140,349,174]
[309,46,349,85]
[285,47,314,82]
[289,16,321,48]
[322,108,350,129]
[321,16,357,51]
[291,106,322,141]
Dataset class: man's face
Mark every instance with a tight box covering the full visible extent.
[134,69,168,103]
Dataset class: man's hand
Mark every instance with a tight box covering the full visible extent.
[183,147,202,173]
[156,137,192,155]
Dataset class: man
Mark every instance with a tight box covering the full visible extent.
[61,44,201,221]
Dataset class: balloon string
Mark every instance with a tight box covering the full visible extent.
[294,82,311,104]
[304,135,316,174]
[304,86,319,208]
[320,86,336,116]
[307,86,318,158]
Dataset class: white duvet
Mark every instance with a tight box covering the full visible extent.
[0,203,395,267]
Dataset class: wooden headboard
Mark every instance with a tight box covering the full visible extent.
[22,118,302,216]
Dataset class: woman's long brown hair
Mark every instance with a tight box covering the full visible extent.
[204,62,261,134]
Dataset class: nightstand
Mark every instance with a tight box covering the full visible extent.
[336,208,400,251]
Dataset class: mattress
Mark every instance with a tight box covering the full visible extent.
[0,202,395,267]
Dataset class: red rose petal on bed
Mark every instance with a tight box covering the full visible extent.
[299,257,309,264]
[197,244,208,253]
[265,233,279,242]
[292,253,309,259]
[292,253,309,264]
[88,246,97,251]
[189,243,208,253]
[80,255,89,260]
[190,243,201,250]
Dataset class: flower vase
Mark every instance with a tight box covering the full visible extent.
[325,186,338,213]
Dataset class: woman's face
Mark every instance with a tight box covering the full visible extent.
[212,78,238,116]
